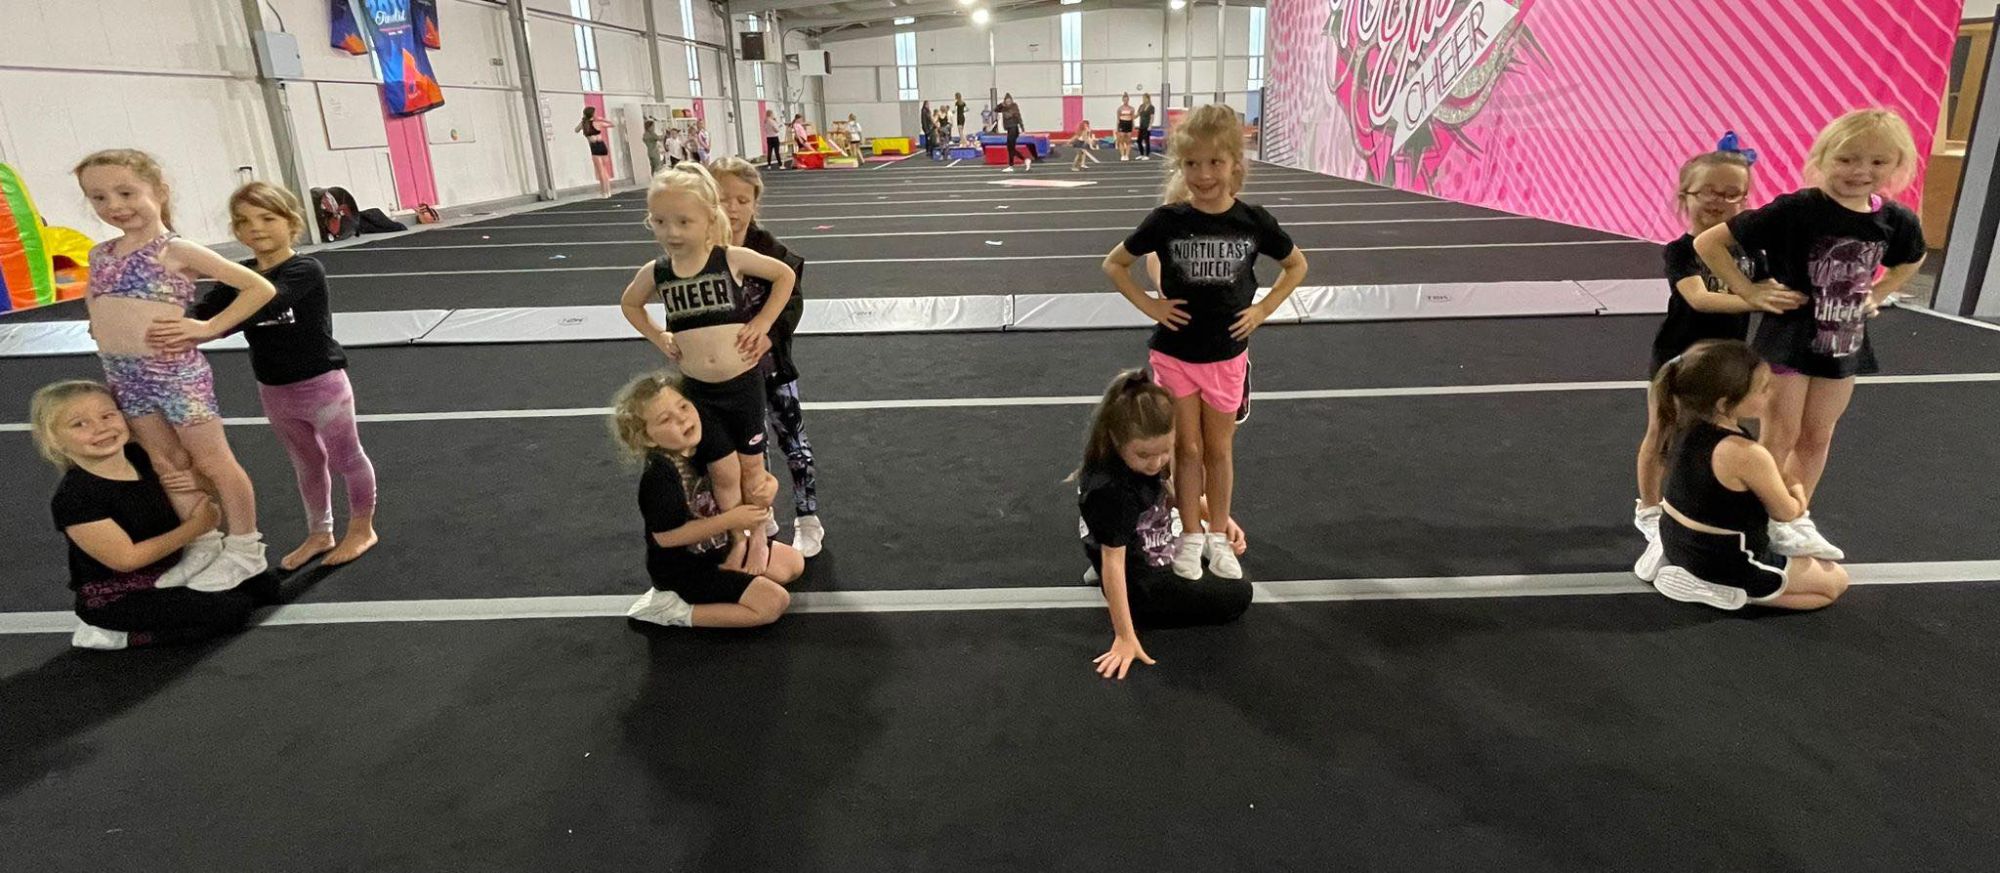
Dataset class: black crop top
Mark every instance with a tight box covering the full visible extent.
[1665,421,1769,538]
[654,246,749,333]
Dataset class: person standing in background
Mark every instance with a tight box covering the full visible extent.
[643,119,664,175]
[999,93,1031,173]
[762,110,782,170]
[1137,93,1156,160]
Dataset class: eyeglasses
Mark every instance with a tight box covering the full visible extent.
[1683,188,1746,203]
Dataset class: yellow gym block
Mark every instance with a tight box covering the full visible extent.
[824,156,861,168]
[873,137,912,155]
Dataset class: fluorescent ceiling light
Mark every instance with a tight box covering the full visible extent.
[956,0,975,5]
[971,7,990,24]
[1061,0,1082,5]
[894,15,916,23]
[1169,0,1185,9]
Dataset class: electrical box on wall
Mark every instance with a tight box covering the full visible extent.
[787,50,832,76]
[253,30,305,80]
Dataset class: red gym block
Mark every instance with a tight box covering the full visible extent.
[983,144,1010,165]
[796,151,825,170]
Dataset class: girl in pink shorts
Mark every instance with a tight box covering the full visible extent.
[1099,104,1309,581]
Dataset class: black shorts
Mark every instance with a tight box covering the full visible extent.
[661,562,758,605]
[590,141,609,157]
[1659,515,1787,600]
[686,368,768,455]
[1752,313,1879,380]
[1117,119,1134,133]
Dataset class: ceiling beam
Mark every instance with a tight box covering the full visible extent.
[732,0,892,14]
[800,0,1259,39]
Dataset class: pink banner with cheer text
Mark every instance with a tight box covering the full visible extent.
[1263,0,1958,243]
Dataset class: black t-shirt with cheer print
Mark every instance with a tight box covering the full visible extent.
[1651,234,1762,373]
[1728,188,1924,378]
[638,409,740,586]
[1122,200,1297,363]
[1077,459,1176,577]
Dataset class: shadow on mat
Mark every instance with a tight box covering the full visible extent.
[0,567,330,799]
[618,612,892,872]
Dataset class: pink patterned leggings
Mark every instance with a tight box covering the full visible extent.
[258,370,377,532]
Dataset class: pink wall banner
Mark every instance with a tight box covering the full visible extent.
[381,98,438,207]
[1262,0,1958,242]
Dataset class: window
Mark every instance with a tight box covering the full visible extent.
[747,14,766,99]
[1060,12,1082,95]
[1246,6,1267,91]
[570,0,602,92]
[681,0,703,97]
[895,31,918,100]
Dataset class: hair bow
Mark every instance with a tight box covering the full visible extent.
[1716,130,1758,166]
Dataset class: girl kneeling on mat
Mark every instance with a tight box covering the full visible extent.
[614,371,803,628]
[33,381,276,650]
[1650,341,1848,611]
[1077,370,1251,680]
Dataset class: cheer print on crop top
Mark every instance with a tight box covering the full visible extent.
[653,246,751,333]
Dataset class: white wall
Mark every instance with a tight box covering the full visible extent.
[0,0,282,245]
[821,5,1264,140]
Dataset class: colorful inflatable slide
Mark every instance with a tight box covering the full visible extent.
[0,163,92,313]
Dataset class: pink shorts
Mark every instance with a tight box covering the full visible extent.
[1148,349,1248,414]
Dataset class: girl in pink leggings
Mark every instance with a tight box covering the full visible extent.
[193,183,380,570]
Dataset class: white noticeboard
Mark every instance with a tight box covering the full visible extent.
[317,82,390,150]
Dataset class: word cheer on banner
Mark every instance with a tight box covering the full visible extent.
[1262,0,1958,242]
[329,0,446,116]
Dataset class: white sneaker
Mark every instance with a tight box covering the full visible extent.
[1171,535,1205,580]
[625,588,694,627]
[1633,502,1663,543]
[156,530,223,589]
[187,533,267,592]
[763,517,780,538]
[1767,519,1812,558]
[1633,537,1666,583]
[71,622,130,651]
[793,515,825,559]
[1204,533,1243,579]
[1121,155,1130,161]
[1083,566,1100,585]
[1789,513,1845,560]
[1002,167,1015,173]
[1024,158,1033,171]
[1652,566,1748,611]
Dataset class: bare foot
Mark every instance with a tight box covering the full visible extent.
[281,532,337,571]
[325,517,379,566]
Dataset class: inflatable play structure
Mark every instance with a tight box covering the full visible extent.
[0,163,92,313]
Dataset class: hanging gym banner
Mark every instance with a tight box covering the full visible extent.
[1261,0,1958,242]
[361,0,446,116]
[414,0,442,50]
[330,0,367,55]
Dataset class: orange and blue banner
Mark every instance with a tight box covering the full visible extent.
[361,0,444,116]
[331,0,367,55]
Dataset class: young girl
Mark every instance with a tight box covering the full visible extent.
[1077,370,1252,680]
[709,156,826,557]
[643,119,664,175]
[846,113,864,154]
[1649,341,1849,611]
[1633,138,1806,581]
[1695,109,1927,561]
[613,371,804,628]
[191,182,379,571]
[577,106,615,197]
[1099,104,1309,581]
[1069,120,1098,172]
[76,149,273,593]
[1116,93,1137,161]
[790,114,811,166]
[936,109,954,154]
[34,381,275,650]
[620,162,796,572]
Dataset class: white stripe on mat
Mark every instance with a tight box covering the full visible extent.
[332,216,1532,251]
[7,373,1996,432]
[1,561,1993,634]
[440,198,1444,229]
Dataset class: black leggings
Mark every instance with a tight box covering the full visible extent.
[1137,123,1152,156]
[764,378,820,516]
[764,136,782,166]
[76,580,275,648]
[1005,129,1031,166]
[1108,562,1252,629]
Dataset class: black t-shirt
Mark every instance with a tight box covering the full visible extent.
[740,224,807,384]
[1729,188,1924,375]
[1138,104,1154,126]
[1077,460,1176,576]
[1652,234,1761,369]
[51,444,182,590]
[954,100,967,126]
[654,246,749,333]
[1122,200,1297,363]
[1001,102,1022,132]
[638,411,739,585]
[195,255,347,386]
